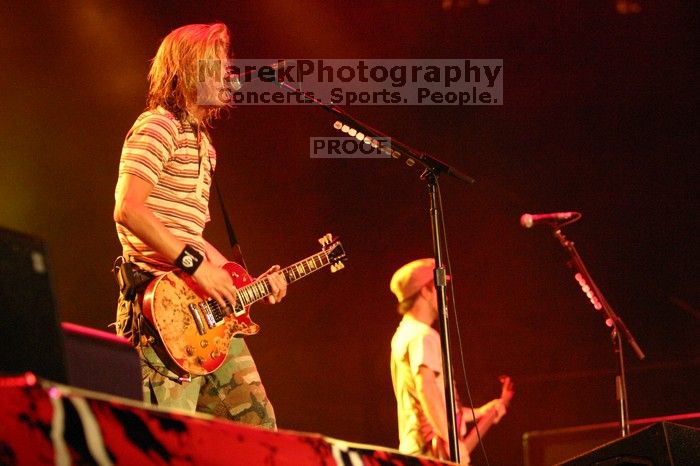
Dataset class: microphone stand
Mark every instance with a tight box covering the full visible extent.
[275,80,474,463]
[552,227,645,437]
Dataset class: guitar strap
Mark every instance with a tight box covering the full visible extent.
[212,177,248,270]
[194,120,247,270]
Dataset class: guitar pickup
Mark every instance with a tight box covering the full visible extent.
[188,303,207,335]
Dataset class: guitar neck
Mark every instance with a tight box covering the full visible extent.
[235,251,332,307]
[463,409,498,453]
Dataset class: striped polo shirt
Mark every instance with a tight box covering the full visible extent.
[116,107,217,274]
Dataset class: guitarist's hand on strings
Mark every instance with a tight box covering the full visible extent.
[193,260,238,310]
[257,265,287,304]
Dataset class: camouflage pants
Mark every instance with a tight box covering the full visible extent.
[115,296,276,429]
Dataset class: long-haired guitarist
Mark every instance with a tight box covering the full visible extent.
[389,259,512,464]
[113,23,286,429]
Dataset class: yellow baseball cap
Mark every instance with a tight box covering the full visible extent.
[390,258,436,302]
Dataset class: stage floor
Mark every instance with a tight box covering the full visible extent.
[0,373,454,465]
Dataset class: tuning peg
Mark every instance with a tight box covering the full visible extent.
[330,262,345,273]
[318,233,334,246]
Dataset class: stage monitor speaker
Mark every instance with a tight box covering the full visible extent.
[0,226,68,384]
[61,322,143,401]
[0,226,142,401]
[556,422,700,466]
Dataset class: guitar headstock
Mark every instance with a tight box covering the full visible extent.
[498,375,515,405]
[318,233,347,273]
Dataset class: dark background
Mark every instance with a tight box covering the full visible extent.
[1,1,697,464]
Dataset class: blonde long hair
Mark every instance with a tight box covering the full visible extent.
[147,23,230,125]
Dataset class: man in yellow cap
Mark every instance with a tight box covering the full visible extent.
[389,258,510,464]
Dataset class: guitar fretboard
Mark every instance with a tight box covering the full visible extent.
[233,251,331,310]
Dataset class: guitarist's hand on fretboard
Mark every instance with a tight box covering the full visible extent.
[256,264,287,304]
[479,375,514,425]
[460,375,514,455]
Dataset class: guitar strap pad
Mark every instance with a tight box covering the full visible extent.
[112,256,154,301]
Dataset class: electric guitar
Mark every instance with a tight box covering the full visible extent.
[141,234,346,377]
[432,375,515,464]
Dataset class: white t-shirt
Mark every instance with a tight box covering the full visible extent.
[390,314,444,455]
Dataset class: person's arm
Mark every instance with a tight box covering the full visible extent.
[114,174,237,309]
[480,399,507,422]
[415,365,449,442]
[461,398,507,424]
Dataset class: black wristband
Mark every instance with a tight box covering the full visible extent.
[175,245,204,275]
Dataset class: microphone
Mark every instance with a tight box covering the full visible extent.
[226,60,287,90]
[520,212,581,228]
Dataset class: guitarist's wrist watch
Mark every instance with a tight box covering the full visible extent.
[176,245,204,275]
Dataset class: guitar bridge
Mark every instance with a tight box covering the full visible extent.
[198,300,226,329]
